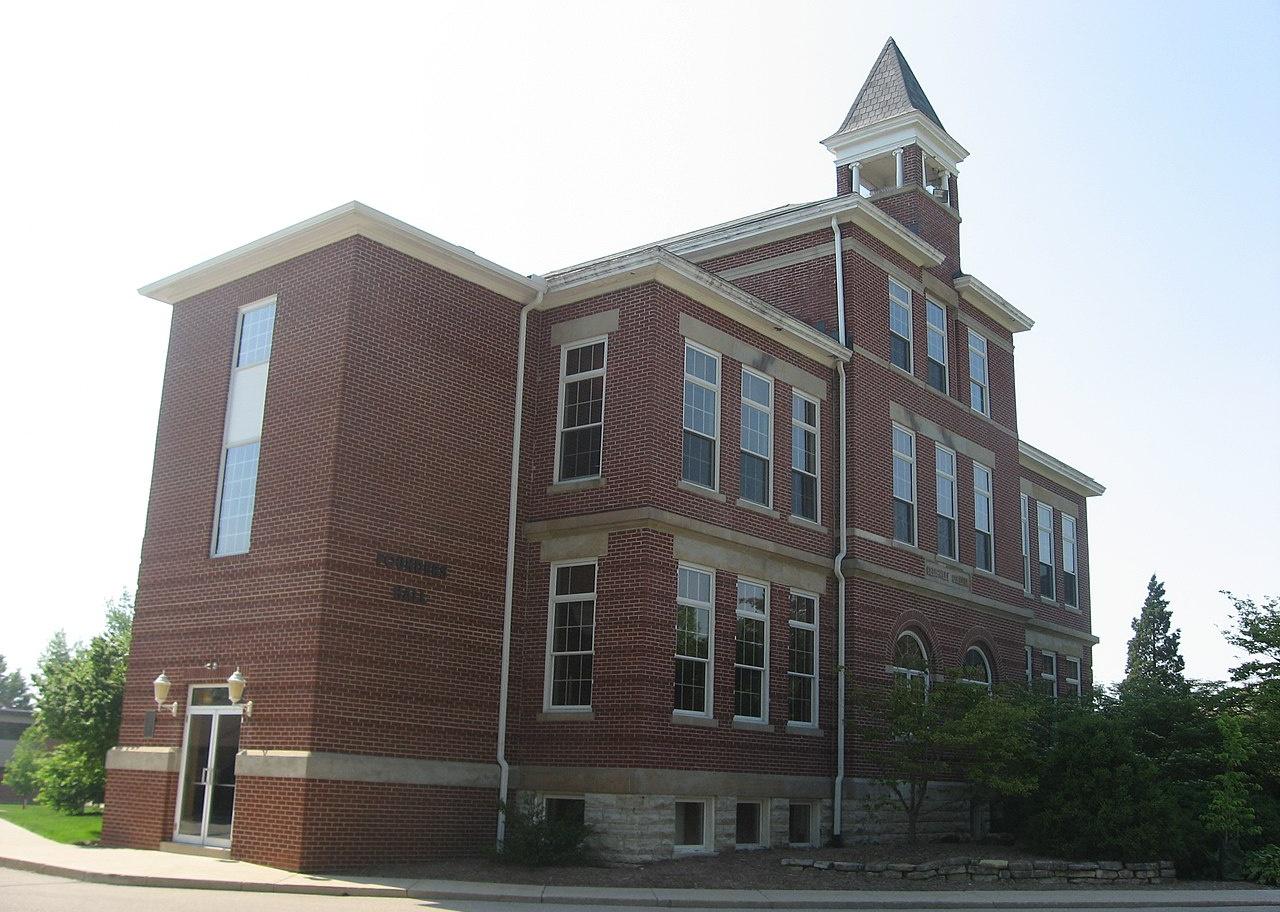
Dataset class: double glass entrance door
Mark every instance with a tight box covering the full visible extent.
[176,688,242,847]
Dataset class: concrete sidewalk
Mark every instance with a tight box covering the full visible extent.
[2,819,1278,908]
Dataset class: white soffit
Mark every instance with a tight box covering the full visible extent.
[821,111,970,174]
[953,275,1035,334]
[1019,441,1106,498]
[139,201,545,306]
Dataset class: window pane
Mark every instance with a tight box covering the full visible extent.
[792,425,815,475]
[236,304,276,367]
[735,802,761,846]
[792,471,816,521]
[789,803,812,844]
[894,634,927,671]
[891,334,911,371]
[683,381,717,437]
[566,342,605,376]
[685,346,717,384]
[938,516,956,558]
[675,801,705,846]
[740,452,769,505]
[214,442,261,555]
[976,531,992,571]
[742,371,770,406]
[546,798,586,826]
[682,431,715,487]
[789,627,814,675]
[560,425,602,479]
[892,427,913,457]
[790,593,815,624]
[741,402,770,458]
[894,499,914,544]
[674,657,707,712]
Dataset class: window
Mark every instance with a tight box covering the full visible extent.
[891,630,930,693]
[935,445,957,559]
[1040,650,1058,699]
[675,800,712,853]
[892,424,917,545]
[1062,515,1079,608]
[973,463,994,572]
[735,801,765,848]
[682,342,720,489]
[1025,645,1033,686]
[545,562,596,710]
[739,369,773,506]
[674,566,714,715]
[968,329,989,415]
[1064,656,1082,697]
[788,802,816,847]
[734,579,768,721]
[925,299,948,393]
[788,592,818,725]
[791,393,819,522]
[214,299,277,556]
[960,645,993,689]
[556,339,606,481]
[1037,502,1056,600]
[888,279,913,372]
[1020,494,1031,594]
[544,797,586,827]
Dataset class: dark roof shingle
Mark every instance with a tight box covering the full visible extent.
[835,37,944,135]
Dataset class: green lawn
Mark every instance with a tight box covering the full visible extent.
[0,803,102,845]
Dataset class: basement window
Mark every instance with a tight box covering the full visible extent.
[788,802,815,847]
[544,797,586,827]
[735,800,765,848]
[674,799,712,853]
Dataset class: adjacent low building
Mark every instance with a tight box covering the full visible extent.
[103,38,1102,870]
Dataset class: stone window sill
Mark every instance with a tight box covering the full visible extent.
[671,712,719,728]
[785,722,825,737]
[735,498,780,519]
[678,480,727,503]
[731,718,774,733]
[787,515,827,533]
[546,477,606,495]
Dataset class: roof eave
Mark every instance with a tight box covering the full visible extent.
[953,275,1035,334]
[138,201,545,306]
[822,111,969,173]
[1019,441,1106,498]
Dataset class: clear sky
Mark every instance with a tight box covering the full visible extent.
[1,1,1276,687]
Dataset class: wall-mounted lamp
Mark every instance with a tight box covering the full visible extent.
[227,667,253,717]
[153,672,179,717]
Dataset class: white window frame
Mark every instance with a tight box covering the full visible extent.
[787,800,818,848]
[888,278,914,373]
[212,296,277,557]
[960,644,994,690]
[1064,656,1082,697]
[968,329,990,416]
[787,590,819,727]
[673,798,714,855]
[1037,502,1056,601]
[973,462,994,573]
[734,577,769,723]
[734,799,769,849]
[553,336,608,483]
[543,559,597,713]
[891,423,918,546]
[1041,650,1058,699]
[890,629,931,691]
[682,341,721,492]
[1062,514,1079,609]
[925,298,949,394]
[739,367,774,508]
[1020,494,1031,595]
[790,391,820,523]
[935,444,957,559]
[674,563,715,718]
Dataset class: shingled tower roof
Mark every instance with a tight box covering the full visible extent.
[835,37,944,135]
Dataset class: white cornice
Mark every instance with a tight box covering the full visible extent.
[546,248,850,366]
[139,201,546,306]
[822,111,970,174]
[1019,441,1106,498]
[953,275,1035,334]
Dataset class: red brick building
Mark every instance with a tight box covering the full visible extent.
[103,39,1102,870]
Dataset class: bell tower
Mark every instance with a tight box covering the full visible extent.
[822,38,968,277]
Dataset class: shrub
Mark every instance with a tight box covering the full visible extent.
[2,724,46,805]
[35,744,104,814]
[1244,845,1280,886]
[497,799,593,866]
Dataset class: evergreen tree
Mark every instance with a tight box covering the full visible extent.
[1124,575,1186,689]
[0,655,32,710]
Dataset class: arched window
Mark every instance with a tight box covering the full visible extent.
[960,645,993,689]
[891,631,930,693]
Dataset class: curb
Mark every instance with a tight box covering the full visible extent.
[4,856,1278,908]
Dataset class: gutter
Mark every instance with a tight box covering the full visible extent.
[830,217,849,844]
[496,283,548,846]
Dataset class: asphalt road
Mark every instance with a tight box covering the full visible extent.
[2,868,1278,912]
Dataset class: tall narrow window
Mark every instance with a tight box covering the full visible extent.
[1040,651,1058,699]
[788,592,817,725]
[1025,645,1033,686]
[888,279,913,371]
[214,298,277,556]
[960,645,993,690]
[1064,656,1082,697]
[675,566,714,715]
[1037,502,1056,600]
[734,579,768,721]
[546,562,596,710]
[739,369,772,506]
[973,463,994,572]
[925,300,948,393]
[791,392,819,522]
[935,446,956,559]
[1062,515,1079,608]
[891,631,930,694]
[1020,494,1031,594]
[968,329,989,415]
[682,343,719,490]
[556,339,606,481]
[892,424,917,545]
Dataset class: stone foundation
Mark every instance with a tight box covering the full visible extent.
[842,779,985,843]
[781,856,1178,884]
